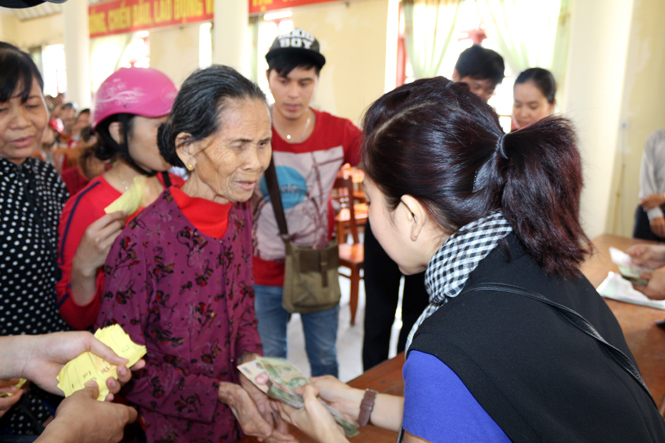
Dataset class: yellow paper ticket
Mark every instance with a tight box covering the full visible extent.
[0,378,27,397]
[104,175,146,216]
[57,324,146,401]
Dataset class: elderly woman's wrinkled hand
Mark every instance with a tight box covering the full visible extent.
[239,374,298,443]
[218,380,298,443]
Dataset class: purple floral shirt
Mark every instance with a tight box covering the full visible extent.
[97,190,262,442]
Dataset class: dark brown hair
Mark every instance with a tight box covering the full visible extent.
[362,77,589,277]
[0,42,44,103]
[515,67,557,104]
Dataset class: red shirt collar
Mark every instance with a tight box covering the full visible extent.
[170,186,231,239]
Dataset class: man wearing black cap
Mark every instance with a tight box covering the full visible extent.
[251,29,362,377]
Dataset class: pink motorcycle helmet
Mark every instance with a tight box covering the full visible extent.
[91,67,177,130]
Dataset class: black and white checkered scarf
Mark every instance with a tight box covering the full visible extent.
[405,212,513,350]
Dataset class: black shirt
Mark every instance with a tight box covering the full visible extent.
[0,157,70,435]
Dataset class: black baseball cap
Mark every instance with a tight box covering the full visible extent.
[265,28,326,68]
[0,0,66,8]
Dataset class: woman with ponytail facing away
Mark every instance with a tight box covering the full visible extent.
[277,77,665,443]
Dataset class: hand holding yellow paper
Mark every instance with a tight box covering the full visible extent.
[57,324,146,401]
[104,175,147,216]
[0,378,27,397]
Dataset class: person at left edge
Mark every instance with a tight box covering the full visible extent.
[97,65,296,443]
[56,67,184,330]
[251,29,362,377]
[0,41,70,439]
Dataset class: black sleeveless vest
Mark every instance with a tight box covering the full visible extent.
[409,234,665,442]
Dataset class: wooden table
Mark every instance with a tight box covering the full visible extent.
[241,234,665,441]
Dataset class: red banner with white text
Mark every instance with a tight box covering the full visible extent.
[89,0,214,38]
[249,0,348,15]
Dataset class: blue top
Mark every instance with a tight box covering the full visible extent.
[402,351,511,442]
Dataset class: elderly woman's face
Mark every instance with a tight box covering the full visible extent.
[0,78,48,165]
[183,98,272,204]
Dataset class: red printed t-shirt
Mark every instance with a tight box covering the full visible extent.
[56,173,183,329]
[61,165,91,196]
[251,108,362,286]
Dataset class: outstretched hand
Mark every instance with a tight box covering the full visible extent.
[218,379,297,443]
[239,375,297,442]
[309,375,362,423]
[633,270,665,300]
[16,331,145,400]
[278,384,348,443]
[36,384,137,443]
[626,244,665,269]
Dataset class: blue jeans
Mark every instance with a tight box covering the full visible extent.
[254,284,339,377]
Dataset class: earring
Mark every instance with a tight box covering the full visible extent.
[186,164,194,171]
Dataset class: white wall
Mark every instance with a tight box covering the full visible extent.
[2,12,63,48]
[607,0,665,237]
[562,0,634,239]
[291,0,391,124]
[149,24,201,86]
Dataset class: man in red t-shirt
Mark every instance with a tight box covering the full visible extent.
[251,29,361,377]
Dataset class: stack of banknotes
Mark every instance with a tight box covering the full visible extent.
[238,356,359,437]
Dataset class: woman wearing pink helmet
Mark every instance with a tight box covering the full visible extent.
[56,67,184,330]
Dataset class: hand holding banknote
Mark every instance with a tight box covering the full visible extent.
[238,357,359,438]
[278,384,349,443]
[218,353,296,443]
[626,244,665,299]
[627,244,665,270]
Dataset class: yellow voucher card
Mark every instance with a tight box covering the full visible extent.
[104,175,146,216]
[0,378,27,397]
[57,324,146,401]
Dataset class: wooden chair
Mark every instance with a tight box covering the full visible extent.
[334,168,368,244]
[333,175,364,326]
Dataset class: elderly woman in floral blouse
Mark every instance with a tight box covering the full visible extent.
[97,66,294,443]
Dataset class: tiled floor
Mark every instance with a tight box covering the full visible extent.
[284,274,403,382]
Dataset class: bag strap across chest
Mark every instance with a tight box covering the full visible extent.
[264,156,289,238]
[467,282,655,407]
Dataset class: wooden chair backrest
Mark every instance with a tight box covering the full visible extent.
[333,174,360,244]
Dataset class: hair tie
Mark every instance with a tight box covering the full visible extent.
[497,134,508,159]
